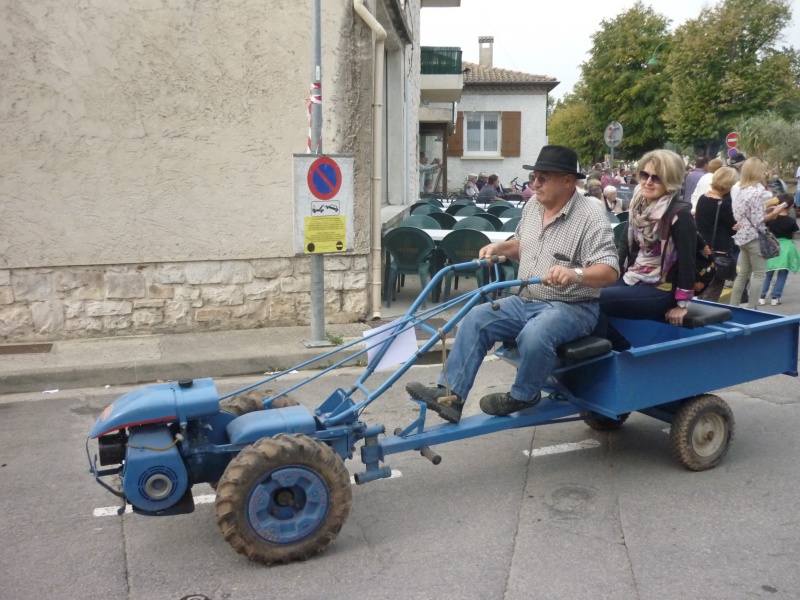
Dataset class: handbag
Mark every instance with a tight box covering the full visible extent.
[709,200,737,280]
[758,229,781,259]
[742,208,781,259]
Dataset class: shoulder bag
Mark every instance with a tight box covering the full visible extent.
[709,200,737,280]
[743,211,780,259]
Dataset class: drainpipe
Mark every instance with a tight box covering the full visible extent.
[354,0,386,319]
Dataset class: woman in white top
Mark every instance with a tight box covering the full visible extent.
[464,173,479,198]
[728,157,784,308]
[603,186,623,214]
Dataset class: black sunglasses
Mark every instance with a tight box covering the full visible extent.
[638,170,663,185]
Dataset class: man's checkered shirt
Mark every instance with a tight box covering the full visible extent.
[512,190,619,302]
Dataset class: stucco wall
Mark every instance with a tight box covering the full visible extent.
[447,90,548,193]
[0,0,374,269]
[0,0,420,342]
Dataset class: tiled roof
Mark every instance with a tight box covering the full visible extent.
[462,61,558,86]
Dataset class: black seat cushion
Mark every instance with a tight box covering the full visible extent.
[502,335,612,364]
[556,336,613,362]
[682,303,732,329]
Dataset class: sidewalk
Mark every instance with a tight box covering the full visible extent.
[0,278,437,395]
[1,269,797,395]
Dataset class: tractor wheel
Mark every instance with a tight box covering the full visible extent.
[581,411,630,431]
[210,391,299,490]
[670,394,734,471]
[215,433,352,565]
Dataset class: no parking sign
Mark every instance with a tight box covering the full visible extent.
[293,154,354,254]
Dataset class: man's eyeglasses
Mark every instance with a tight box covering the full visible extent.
[531,172,565,185]
[639,170,663,185]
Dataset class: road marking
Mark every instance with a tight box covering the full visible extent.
[349,469,402,485]
[93,474,403,517]
[523,439,601,457]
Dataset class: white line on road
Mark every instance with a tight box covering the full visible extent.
[523,439,601,457]
[93,473,403,517]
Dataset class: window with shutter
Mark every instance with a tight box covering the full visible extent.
[447,112,463,157]
[501,111,521,158]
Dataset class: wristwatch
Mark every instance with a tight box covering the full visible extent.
[574,268,584,284]
[677,300,689,308]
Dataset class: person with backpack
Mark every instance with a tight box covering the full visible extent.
[597,149,708,336]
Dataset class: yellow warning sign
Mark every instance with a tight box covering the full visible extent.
[304,216,346,254]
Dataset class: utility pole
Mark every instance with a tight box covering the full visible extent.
[307,0,326,344]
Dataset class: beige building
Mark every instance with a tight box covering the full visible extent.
[0,0,459,342]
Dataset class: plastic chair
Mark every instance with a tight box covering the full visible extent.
[422,196,444,207]
[472,212,504,231]
[487,201,515,216]
[504,193,525,205]
[410,203,443,215]
[500,207,523,219]
[382,227,436,308]
[399,214,440,229]
[617,211,629,223]
[427,212,457,230]
[453,216,495,232]
[605,211,620,224]
[451,204,485,216]
[501,217,521,232]
[445,201,475,215]
[438,229,492,301]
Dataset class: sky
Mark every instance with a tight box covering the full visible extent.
[420,0,800,100]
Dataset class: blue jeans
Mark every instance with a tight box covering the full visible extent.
[598,279,675,321]
[794,186,800,208]
[761,269,789,299]
[438,295,599,402]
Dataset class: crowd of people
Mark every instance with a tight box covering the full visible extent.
[408,144,799,424]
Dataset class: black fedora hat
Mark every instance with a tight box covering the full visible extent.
[523,145,586,179]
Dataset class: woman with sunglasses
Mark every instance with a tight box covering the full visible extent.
[598,149,699,333]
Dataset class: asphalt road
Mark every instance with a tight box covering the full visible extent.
[1,359,799,600]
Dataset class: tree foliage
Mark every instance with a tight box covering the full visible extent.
[663,0,799,149]
[578,2,673,159]
[737,112,800,166]
[548,93,603,165]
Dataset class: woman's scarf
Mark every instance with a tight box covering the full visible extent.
[623,191,674,286]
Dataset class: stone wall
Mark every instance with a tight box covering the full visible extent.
[0,256,368,342]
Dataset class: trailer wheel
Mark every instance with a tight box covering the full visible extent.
[581,411,630,431]
[670,395,734,471]
[215,433,352,565]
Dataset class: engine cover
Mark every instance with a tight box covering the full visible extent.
[122,426,188,513]
[90,378,219,438]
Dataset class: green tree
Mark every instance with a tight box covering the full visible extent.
[663,0,799,153]
[548,93,604,165]
[737,112,800,167]
[578,2,673,159]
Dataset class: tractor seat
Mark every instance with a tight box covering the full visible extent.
[681,302,732,329]
[501,336,612,366]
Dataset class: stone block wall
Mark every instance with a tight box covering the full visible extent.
[0,256,368,343]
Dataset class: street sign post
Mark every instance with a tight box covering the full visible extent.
[294,154,354,256]
[726,132,739,148]
[728,147,739,159]
[604,121,624,171]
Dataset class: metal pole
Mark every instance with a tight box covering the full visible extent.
[308,0,326,344]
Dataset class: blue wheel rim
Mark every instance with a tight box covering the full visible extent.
[247,466,330,544]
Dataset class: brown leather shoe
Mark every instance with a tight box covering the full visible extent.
[479,392,541,417]
[406,382,464,424]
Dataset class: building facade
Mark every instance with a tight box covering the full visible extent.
[445,37,558,195]
[0,0,439,342]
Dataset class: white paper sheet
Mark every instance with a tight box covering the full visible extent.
[362,318,419,371]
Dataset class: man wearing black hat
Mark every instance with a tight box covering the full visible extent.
[407,145,619,423]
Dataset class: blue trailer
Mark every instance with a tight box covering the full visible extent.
[87,258,800,565]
